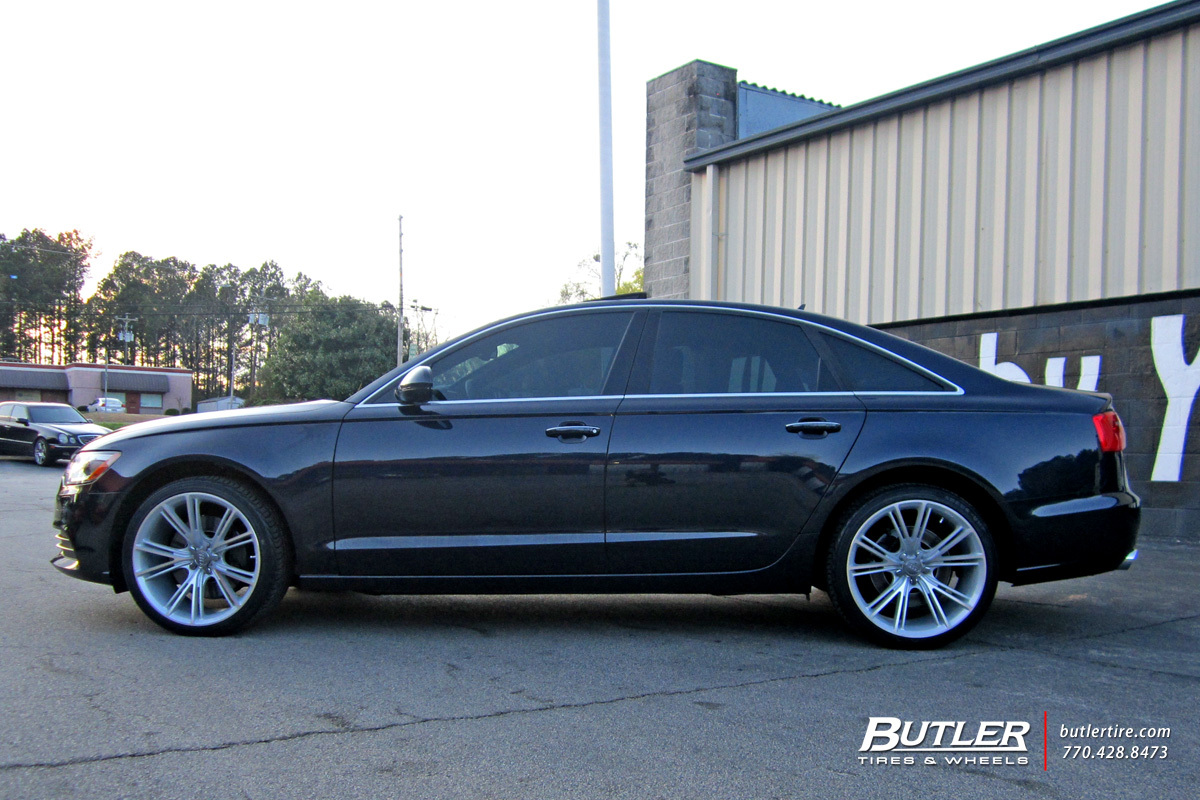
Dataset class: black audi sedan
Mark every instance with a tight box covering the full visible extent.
[0,401,110,466]
[52,300,1139,647]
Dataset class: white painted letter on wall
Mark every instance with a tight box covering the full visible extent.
[978,333,1031,383]
[1151,315,1200,482]
[1044,356,1102,391]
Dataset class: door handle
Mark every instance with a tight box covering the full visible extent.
[785,419,842,435]
[546,424,601,440]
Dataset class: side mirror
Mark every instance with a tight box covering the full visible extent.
[16,417,29,426]
[396,366,434,406]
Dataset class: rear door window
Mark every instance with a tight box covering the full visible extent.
[646,311,840,395]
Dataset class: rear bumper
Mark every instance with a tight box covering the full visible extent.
[1007,491,1140,586]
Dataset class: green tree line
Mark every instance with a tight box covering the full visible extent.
[0,228,414,405]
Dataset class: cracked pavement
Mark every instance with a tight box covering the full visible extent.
[2,458,1196,799]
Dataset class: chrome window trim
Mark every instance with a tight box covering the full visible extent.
[627,389,964,399]
[421,395,614,407]
[355,303,964,408]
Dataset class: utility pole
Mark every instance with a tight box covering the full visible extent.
[109,315,137,402]
[247,299,269,400]
[397,215,405,366]
[219,284,236,405]
[115,315,137,363]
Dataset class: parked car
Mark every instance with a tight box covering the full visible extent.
[0,402,110,466]
[52,299,1140,646]
[87,397,126,413]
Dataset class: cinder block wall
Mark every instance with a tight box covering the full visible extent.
[644,61,737,299]
[880,290,1200,543]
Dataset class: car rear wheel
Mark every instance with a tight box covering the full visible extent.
[32,437,53,467]
[122,477,291,636]
[826,485,996,649]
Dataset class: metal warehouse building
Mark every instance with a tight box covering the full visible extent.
[645,0,1200,539]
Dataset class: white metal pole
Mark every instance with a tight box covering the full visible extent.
[397,215,405,366]
[597,0,616,297]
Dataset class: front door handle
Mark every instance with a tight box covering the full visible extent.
[785,419,842,436]
[546,424,602,440]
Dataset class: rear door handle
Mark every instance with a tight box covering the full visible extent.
[546,424,602,440]
[785,419,842,436]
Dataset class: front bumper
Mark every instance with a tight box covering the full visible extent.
[46,442,81,461]
[52,481,123,588]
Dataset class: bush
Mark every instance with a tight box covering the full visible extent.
[164,408,180,416]
[76,405,88,412]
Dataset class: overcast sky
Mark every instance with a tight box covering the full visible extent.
[1,0,1160,338]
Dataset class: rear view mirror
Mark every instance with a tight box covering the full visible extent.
[396,366,434,406]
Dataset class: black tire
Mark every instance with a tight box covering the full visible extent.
[825,484,996,649]
[32,438,53,467]
[122,477,292,636]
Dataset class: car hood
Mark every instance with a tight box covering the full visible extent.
[87,400,353,448]
[39,421,111,437]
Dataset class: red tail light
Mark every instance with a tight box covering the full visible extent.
[1093,410,1127,453]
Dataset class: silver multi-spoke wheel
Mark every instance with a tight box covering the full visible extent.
[828,486,996,648]
[131,492,260,626]
[124,478,290,635]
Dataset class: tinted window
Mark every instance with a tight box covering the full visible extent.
[429,311,634,401]
[30,406,87,424]
[819,333,947,392]
[647,311,838,394]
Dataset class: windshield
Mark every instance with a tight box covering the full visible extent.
[29,406,88,424]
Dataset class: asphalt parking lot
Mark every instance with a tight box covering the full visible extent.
[1,456,1195,799]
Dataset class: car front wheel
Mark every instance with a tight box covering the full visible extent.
[122,477,291,636]
[32,437,53,467]
[826,485,996,649]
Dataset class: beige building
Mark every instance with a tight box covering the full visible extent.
[645,1,1200,541]
[0,362,193,414]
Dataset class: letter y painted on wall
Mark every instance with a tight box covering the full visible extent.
[1151,315,1200,482]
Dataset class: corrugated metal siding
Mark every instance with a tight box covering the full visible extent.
[691,24,1200,323]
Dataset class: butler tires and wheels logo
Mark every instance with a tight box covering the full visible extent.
[858,717,1031,766]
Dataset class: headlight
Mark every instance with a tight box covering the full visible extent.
[57,433,73,444]
[64,451,121,486]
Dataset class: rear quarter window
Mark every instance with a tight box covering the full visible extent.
[819,332,948,392]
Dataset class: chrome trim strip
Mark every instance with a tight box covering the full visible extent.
[606,531,758,544]
[627,391,855,399]
[420,395,615,406]
[336,533,605,550]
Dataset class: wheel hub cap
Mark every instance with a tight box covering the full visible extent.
[191,547,213,571]
[900,555,924,577]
